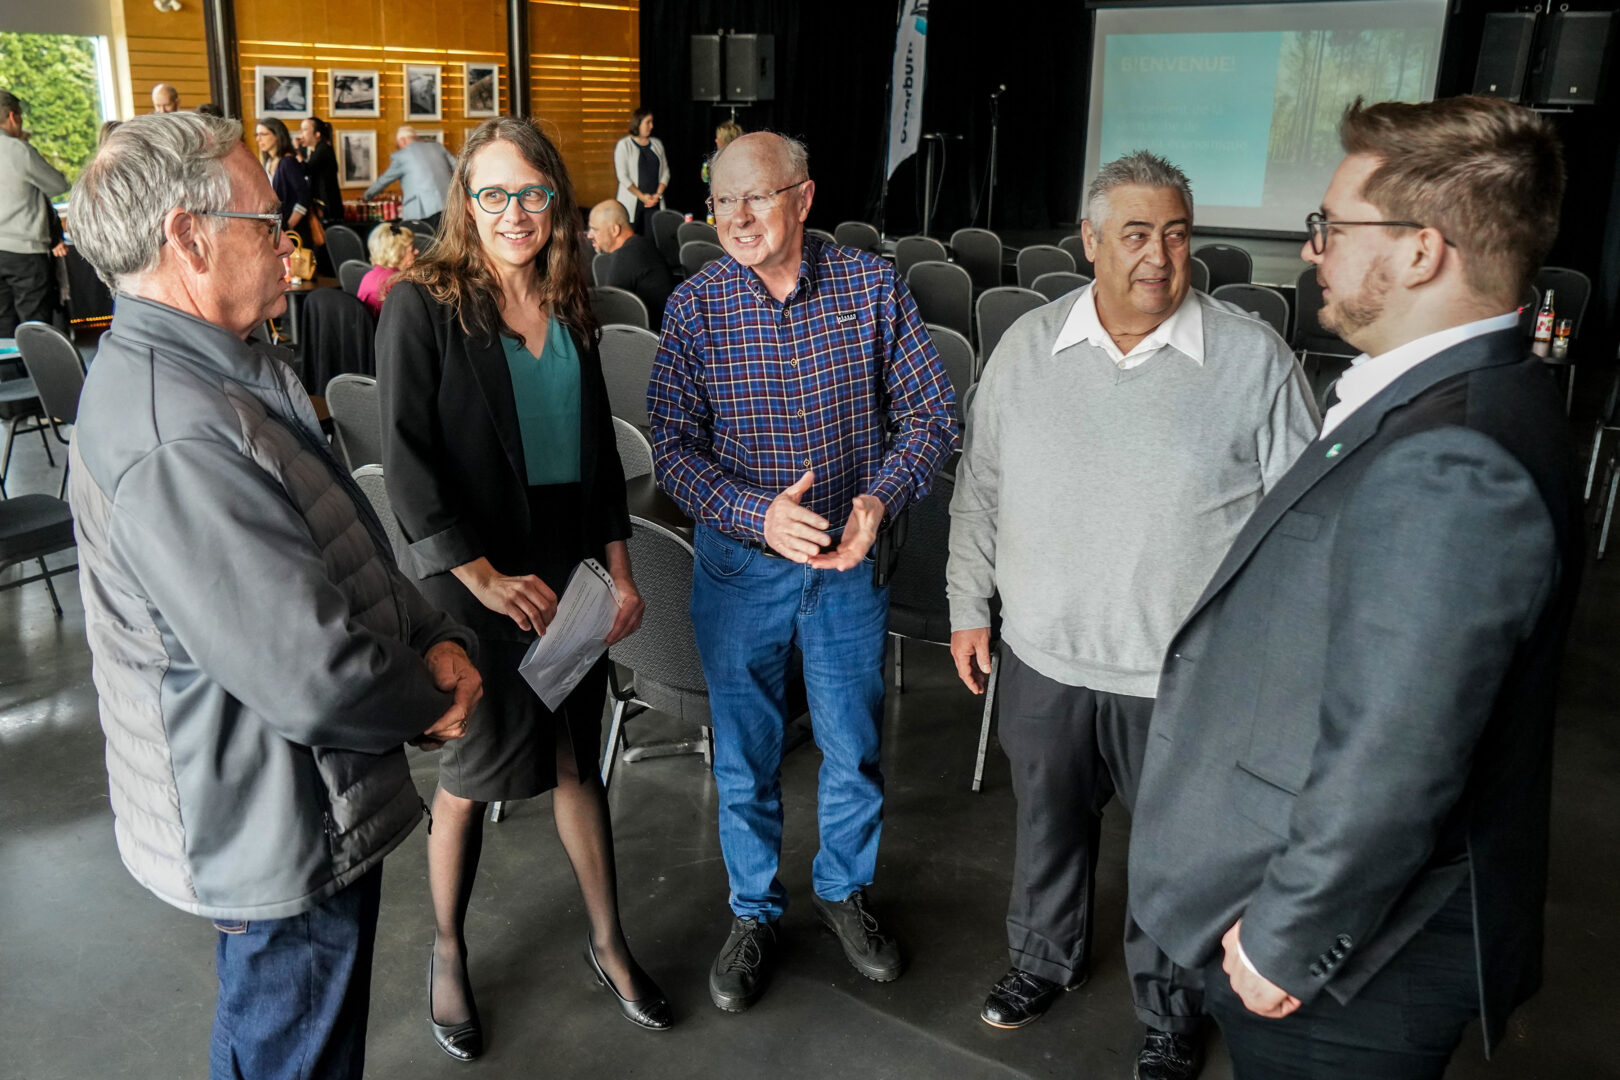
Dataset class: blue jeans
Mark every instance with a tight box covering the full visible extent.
[690,525,889,920]
[209,867,383,1080]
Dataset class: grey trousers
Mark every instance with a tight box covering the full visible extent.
[997,646,1203,1034]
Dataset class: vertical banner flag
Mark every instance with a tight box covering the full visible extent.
[885,2,929,180]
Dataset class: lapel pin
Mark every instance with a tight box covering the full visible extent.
[1325,443,1342,459]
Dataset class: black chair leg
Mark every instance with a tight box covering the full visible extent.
[39,558,63,617]
[36,420,54,467]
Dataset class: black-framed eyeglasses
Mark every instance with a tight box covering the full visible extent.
[160,209,283,247]
[1304,211,1452,255]
[470,184,555,215]
[706,179,810,218]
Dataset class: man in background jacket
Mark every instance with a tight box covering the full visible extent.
[365,124,456,229]
[68,111,482,1080]
[0,90,69,335]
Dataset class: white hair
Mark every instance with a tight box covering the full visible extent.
[71,112,241,291]
[1085,150,1194,229]
[396,125,416,142]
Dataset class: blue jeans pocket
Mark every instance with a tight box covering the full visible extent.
[212,920,249,934]
[695,526,756,578]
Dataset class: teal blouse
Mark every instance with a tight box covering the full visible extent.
[500,316,582,485]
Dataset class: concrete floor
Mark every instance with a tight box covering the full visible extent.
[2,432,1617,1080]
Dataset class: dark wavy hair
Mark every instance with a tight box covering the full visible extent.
[406,116,595,346]
[255,116,295,163]
[627,107,652,136]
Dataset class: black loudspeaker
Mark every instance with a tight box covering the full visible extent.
[691,35,722,102]
[1472,13,1536,100]
[1531,12,1613,106]
[725,34,775,102]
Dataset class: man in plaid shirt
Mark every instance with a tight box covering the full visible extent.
[649,132,956,1014]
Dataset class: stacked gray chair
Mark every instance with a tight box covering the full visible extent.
[894,235,948,277]
[974,286,1045,373]
[1015,244,1075,289]
[338,259,371,297]
[324,373,383,472]
[676,220,719,248]
[601,515,714,787]
[600,324,660,429]
[950,227,1003,291]
[905,261,973,340]
[1057,234,1095,277]
[324,224,365,269]
[590,285,650,330]
[613,416,654,480]
[14,322,85,498]
[1193,243,1253,291]
[1030,271,1090,303]
[834,221,881,253]
[806,228,837,245]
[679,240,726,278]
[925,324,975,402]
[1188,256,1210,293]
[1211,283,1291,341]
[650,209,685,271]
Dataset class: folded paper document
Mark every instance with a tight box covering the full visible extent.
[517,558,619,710]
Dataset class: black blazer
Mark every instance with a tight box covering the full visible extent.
[1127,328,1581,1053]
[377,280,630,642]
[300,143,343,224]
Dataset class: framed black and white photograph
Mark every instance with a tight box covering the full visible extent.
[338,129,376,188]
[404,64,442,121]
[255,66,313,120]
[464,62,499,118]
[329,70,379,118]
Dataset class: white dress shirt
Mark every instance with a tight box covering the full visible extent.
[1052,283,1205,367]
[1318,310,1521,437]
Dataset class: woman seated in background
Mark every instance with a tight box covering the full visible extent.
[254,117,313,248]
[377,116,668,1063]
[357,222,415,316]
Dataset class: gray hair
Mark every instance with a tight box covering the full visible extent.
[0,90,21,119]
[1084,150,1194,228]
[72,112,242,291]
[708,131,810,187]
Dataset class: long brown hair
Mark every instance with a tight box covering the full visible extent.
[406,117,596,345]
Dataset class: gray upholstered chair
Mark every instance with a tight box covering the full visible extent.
[1193,243,1253,290]
[905,261,973,340]
[599,324,660,429]
[894,235,948,277]
[974,286,1045,373]
[1211,283,1291,341]
[324,374,382,471]
[949,227,1003,291]
[590,285,651,330]
[613,416,654,480]
[1015,244,1075,289]
[1030,271,1090,303]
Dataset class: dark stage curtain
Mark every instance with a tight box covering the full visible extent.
[638,0,1091,236]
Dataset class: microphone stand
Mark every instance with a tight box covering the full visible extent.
[986,85,1005,230]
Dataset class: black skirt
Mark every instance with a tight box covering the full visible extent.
[436,482,608,801]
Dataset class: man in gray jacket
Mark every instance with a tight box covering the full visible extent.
[0,90,70,335]
[946,151,1318,1080]
[364,125,456,228]
[68,112,482,1079]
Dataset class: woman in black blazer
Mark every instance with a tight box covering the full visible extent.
[378,117,670,1062]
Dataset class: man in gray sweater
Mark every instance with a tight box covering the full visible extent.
[0,90,70,335]
[946,151,1318,1080]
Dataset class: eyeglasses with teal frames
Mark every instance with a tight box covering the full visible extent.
[470,184,556,215]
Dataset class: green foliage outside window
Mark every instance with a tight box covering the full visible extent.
[0,32,103,188]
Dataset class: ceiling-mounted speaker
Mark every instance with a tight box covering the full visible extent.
[1472,13,1536,100]
[1530,11,1613,107]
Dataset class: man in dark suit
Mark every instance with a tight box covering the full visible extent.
[1129,95,1580,1079]
[588,199,674,330]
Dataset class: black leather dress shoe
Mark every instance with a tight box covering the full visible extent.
[585,936,672,1030]
[979,966,1089,1028]
[1135,1027,1205,1080]
[709,916,778,1012]
[427,947,483,1062]
[811,889,903,982]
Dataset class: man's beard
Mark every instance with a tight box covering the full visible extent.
[1319,256,1391,343]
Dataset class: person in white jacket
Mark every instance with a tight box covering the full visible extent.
[614,107,669,233]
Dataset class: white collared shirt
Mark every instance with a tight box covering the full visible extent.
[1319,310,1520,437]
[1051,283,1204,368]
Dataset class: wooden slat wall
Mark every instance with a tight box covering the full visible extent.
[124,3,208,115]
[530,0,639,208]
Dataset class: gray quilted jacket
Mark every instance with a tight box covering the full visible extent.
[68,295,474,920]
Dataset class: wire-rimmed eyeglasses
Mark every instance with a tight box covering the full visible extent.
[706,179,810,219]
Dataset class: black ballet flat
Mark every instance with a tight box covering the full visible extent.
[428,946,484,1062]
[585,936,673,1031]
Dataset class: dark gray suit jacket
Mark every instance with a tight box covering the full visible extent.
[1128,327,1581,1052]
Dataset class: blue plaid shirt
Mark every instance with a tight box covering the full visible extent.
[648,235,957,542]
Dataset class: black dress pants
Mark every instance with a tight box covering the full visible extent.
[1206,884,1478,1079]
[997,646,1203,1033]
[0,251,55,336]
